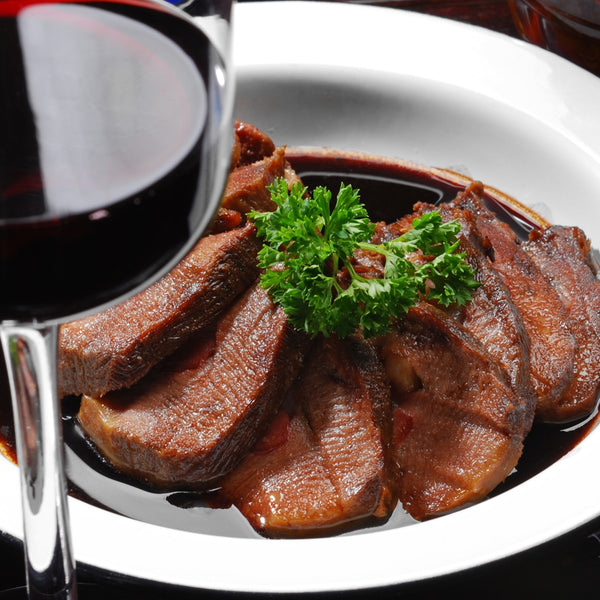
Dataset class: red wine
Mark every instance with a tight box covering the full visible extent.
[0,0,230,321]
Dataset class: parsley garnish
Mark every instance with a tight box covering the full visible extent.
[249,178,478,338]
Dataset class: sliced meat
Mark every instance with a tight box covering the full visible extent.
[524,225,600,422]
[233,120,276,167]
[220,335,397,538]
[431,201,535,420]
[372,201,535,425]
[222,147,287,214]
[58,222,260,399]
[77,283,309,489]
[452,184,577,422]
[378,303,530,520]
[208,207,243,234]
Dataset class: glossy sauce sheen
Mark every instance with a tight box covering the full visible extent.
[0,154,597,536]
[0,0,222,321]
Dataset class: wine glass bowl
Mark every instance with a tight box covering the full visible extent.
[1,0,233,323]
[0,0,234,597]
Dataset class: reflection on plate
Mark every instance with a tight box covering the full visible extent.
[2,1,600,593]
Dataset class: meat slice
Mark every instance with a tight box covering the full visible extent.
[232,120,276,167]
[58,222,260,399]
[222,147,286,214]
[433,201,535,419]
[208,207,243,234]
[524,225,600,422]
[220,335,397,538]
[452,184,577,422]
[77,283,309,489]
[372,201,535,423]
[378,303,530,520]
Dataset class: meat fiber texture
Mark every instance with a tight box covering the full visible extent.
[78,283,310,488]
[452,186,578,422]
[58,223,260,399]
[58,120,298,400]
[69,122,600,534]
[371,202,533,418]
[361,184,600,519]
[378,303,530,520]
[524,225,600,422]
[446,184,600,423]
[220,335,397,538]
[418,199,536,424]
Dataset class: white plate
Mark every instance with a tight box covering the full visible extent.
[3,1,600,593]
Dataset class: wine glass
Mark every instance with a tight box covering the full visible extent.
[0,0,234,597]
[508,0,600,76]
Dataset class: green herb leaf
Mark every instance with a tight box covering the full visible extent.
[249,178,478,338]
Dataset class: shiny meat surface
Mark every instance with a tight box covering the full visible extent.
[220,335,397,537]
[452,185,577,422]
[378,303,530,520]
[58,223,260,399]
[371,202,536,425]
[64,121,600,536]
[222,147,288,214]
[232,120,276,166]
[77,284,309,488]
[525,226,600,422]
[433,200,535,421]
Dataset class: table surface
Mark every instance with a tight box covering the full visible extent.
[2,1,600,598]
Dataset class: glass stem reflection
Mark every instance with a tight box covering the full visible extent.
[0,324,77,599]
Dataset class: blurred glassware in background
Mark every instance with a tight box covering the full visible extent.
[508,0,600,76]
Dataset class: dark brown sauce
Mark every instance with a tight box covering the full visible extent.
[0,151,598,536]
[289,154,458,222]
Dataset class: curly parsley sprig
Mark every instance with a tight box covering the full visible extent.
[249,178,479,338]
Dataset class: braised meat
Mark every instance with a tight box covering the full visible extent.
[452,184,577,422]
[432,201,535,419]
[222,147,298,215]
[58,222,260,399]
[524,226,600,422]
[369,202,535,421]
[232,120,276,167]
[59,122,303,400]
[77,283,309,489]
[59,123,600,537]
[378,303,531,520]
[224,121,302,216]
[220,335,396,537]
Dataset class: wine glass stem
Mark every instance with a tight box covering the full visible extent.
[0,324,77,599]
